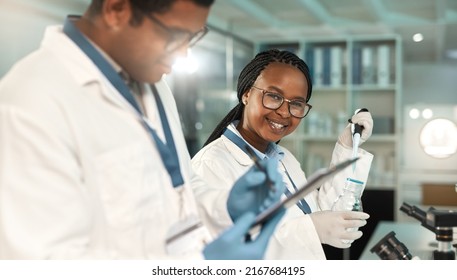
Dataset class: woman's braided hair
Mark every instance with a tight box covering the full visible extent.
[203,49,312,147]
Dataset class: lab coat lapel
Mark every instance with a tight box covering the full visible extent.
[221,135,252,167]
[43,25,136,112]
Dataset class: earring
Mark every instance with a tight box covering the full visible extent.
[243,99,247,105]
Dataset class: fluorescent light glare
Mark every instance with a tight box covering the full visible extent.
[409,108,420,119]
[173,50,199,74]
[412,33,423,42]
[422,108,433,119]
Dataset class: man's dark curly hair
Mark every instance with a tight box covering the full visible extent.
[88,0,214,25]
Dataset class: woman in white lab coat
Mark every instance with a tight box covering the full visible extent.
[192,49,374,259]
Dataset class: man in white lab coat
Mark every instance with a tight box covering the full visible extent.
[0,0,284,259]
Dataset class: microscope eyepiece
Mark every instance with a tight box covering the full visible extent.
[400,202,427,223]
[370,231,412,260]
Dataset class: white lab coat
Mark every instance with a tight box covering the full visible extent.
[192,125,373,259]
[0,25,209,259]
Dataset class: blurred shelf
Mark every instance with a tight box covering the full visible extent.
[352,84,396,91]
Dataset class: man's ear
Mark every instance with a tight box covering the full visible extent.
[101,0,132,29]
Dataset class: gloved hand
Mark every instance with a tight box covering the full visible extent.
[203,208,286,260]
[309,210,369,249]
[227,158,284,222]
[337,111,373,149]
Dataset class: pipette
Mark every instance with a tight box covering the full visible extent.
[349,108,369,172]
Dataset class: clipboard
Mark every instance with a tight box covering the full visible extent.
[252,157,360,228]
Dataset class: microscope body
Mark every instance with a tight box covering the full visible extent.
[372,203,457,260]
[426,209,457,260]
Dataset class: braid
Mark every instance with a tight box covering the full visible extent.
[202,49,313,147]
[203,104,243,146]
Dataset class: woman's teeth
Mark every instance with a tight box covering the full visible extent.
[269,120,286,129]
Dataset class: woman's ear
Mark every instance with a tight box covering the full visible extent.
[242,91,250,105]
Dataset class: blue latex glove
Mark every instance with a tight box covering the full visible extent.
[227,158,284,222]
[203,208,286,260]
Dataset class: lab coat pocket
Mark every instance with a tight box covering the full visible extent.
[94,142,163,231]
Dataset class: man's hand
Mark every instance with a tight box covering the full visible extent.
[203,208,285,260]
[227,159,284,222]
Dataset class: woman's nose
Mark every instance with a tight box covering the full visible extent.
[275,101,290,118]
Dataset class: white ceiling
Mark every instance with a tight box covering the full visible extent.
[207,0,457,63]
[1,0,457,69]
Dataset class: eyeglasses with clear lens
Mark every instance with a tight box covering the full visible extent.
[251,86,312,118]
[146,14,208,52]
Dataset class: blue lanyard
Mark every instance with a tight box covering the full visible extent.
[280,164,311,214]
[223,129,311,214]
[63,16,184,188]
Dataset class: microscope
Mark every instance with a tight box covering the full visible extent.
[371,202,457,260]
[370,231,414,260]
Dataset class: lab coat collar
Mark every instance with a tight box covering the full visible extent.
[40,21,130,112]
[221,135,252,167]
[221,122,285,166]
[265,141,285,162]
[41,24,100,87]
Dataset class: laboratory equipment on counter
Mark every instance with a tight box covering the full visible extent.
[370,231,416,260]
[331,177,364,244]
[331,178,364,212]
[398,202,457,260]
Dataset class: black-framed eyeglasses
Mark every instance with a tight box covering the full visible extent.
[146,13,208,52]
[251,86,312,118]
